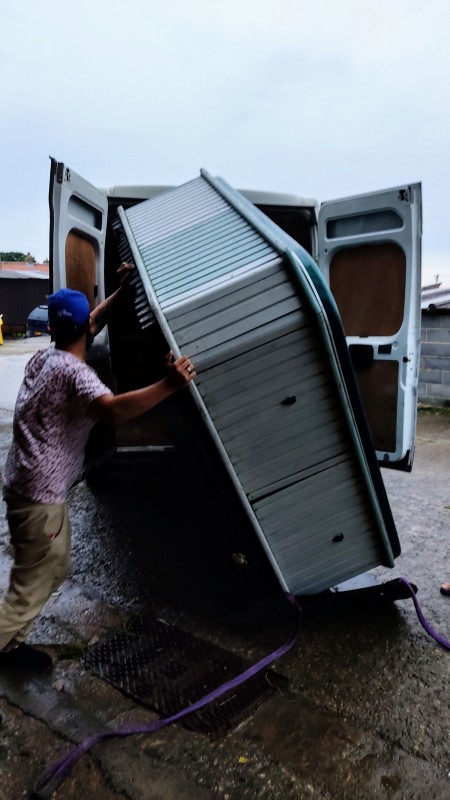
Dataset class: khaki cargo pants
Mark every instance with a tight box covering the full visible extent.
[0,498,71,651]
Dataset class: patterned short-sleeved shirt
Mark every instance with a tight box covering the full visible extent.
[3,344,111,504]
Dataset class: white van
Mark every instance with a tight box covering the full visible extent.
[49,161,423,595]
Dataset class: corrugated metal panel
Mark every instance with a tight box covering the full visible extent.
[0,271,48,279]
[126,180,278,310]
[421,285,450,311]
[118,172,398,595]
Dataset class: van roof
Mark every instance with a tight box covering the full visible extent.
[101,184,318,209]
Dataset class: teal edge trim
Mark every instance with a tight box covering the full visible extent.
[285,251,398,566]
[201,169,399,565]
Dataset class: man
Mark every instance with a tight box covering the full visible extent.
[0,263,196,671]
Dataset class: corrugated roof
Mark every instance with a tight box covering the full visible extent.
[0,270,48,279]
[0,262,49,274]
[421,284,450,311]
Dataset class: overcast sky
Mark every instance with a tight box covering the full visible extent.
[1,0,449,284]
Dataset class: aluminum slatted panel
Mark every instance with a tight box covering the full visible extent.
[164,262,385,592]
[118,173,396,594]
[126,182,278,310]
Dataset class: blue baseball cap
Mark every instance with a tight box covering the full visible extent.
[48,288,90,330]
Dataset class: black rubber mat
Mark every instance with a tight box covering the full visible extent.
[83,617,284,736]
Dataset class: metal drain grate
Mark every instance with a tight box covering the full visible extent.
[83,617,284,736]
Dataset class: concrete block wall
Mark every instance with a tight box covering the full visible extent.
[419,311,450,406]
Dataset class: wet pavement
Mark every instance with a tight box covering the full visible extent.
[0,337,449,800]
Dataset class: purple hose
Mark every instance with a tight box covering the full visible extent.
[33,593,301,798]
[399,577,450,650]
[32,581,450,797]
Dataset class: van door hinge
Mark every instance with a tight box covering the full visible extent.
[56,162,64,184]
[56,163,71,184]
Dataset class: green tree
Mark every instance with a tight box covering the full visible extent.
[0,251,36,262]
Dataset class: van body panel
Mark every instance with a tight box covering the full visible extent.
[318,184,422,469]
[49,158,110,360]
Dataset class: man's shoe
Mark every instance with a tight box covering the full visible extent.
[0,643,53,672]
[439,583,450,596]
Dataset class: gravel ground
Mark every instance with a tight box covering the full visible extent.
[0,337,449,800]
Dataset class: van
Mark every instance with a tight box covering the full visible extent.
[26,304,49,337]
[49,160,422,594]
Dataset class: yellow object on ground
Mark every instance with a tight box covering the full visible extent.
[0,314,3,345]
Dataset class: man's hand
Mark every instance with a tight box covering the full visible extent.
[117,262,135,287]
[89,262,136,338]
[166,355,196,388]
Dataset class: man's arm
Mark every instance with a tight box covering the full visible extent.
[89,262,135,338]
[86,355,196,425]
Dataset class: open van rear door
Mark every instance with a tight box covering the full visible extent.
[49,157,109,361]
[317,183,422,470]
[49,158,114,476]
